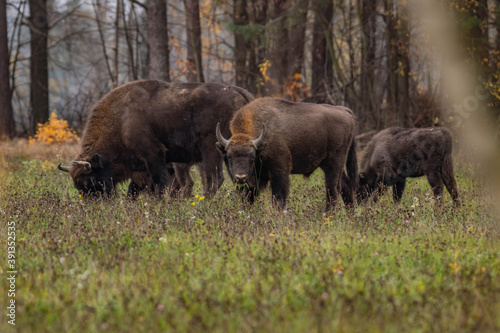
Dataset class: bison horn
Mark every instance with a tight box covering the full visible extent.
[216,122,229,148]
[252,124,265,148]
[72,160,92,173]
[57,163,71,173]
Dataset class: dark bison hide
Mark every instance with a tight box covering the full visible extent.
[59,80,254,198]
[216,97,357,211]
[358,127,459,204]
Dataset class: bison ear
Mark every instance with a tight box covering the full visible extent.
[215,142,226,154]
[90,153,106,170]
[256,141,266,154]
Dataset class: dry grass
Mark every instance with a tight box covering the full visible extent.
[0,139,80,162]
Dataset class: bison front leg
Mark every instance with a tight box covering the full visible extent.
[269,170,290,210]
[392,179,406,203]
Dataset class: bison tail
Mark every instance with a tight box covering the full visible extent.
[346,138,358,193]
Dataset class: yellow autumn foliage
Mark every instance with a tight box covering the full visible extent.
[29,112,79,146]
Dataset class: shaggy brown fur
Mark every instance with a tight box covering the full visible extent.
[217,97,357,211]
[358,127,459,204]
[62,80,254,198]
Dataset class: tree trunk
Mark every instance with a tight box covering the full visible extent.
[113,0,121,86]
[148,0,170,81]
[468,0,489,77]
[496,0,500,69]
[287,0,307,78]
[0,0,15,139]
[184,0,204,82]
[360,0,378,128]
[311,0,334,102]
[248,0,267,95]
[233,0,249,89]
[395,1,410,127]
[266,0,288,95]
[29,0,49,133]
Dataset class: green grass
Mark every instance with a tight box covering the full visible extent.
[1,156,499,332]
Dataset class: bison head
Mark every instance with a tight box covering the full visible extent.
[58,153,115,198]
[215,122,265,186]
[358,164,397,201]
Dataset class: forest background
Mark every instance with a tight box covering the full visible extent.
[0,0,499,141]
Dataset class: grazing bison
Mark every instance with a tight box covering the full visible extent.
[58,80,253,198]
[216,97,357,211]
[358,127,459,204]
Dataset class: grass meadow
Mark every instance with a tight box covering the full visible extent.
[1,141,499,332]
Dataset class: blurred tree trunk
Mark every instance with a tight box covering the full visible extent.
[184,0,204,82]
[468,0,489,77]
[287,0,307,77]
[311,0,334,102]
[496,1,500,64]
[267,0,288,95]
[248,0,267,95]
[147,0,170,81]
[233,0,250,89]
[396,1,410,127]
[0,0,14,139]
[384,0,410,127]
[360,0,378,127]
[114,0,121,86]
[29,0,49,133]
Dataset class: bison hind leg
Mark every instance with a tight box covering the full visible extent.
[426,171,444,203]
[340,172,355,208]
[442,154,460,205]
[169,163,194,199]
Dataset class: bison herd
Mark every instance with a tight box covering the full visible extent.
[58,80,460,211]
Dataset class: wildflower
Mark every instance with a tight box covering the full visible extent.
[77,233,80,237]
[78,195,82,198]
[449,262,460,274]
[397,227,401,231]
[336,270,343,275]
[67,215,71,218]
[269,233,276,237]
[375,252,379,256]
[321,292,329,299]
[144,202,148,206]
[405,220,409,224]
[157,304,165,311]
[195,194,199,198]
[198,196,205,201]
[191,202,196,206]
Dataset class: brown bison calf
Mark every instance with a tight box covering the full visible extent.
[216,97,357,211]
[358,127,459,204]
